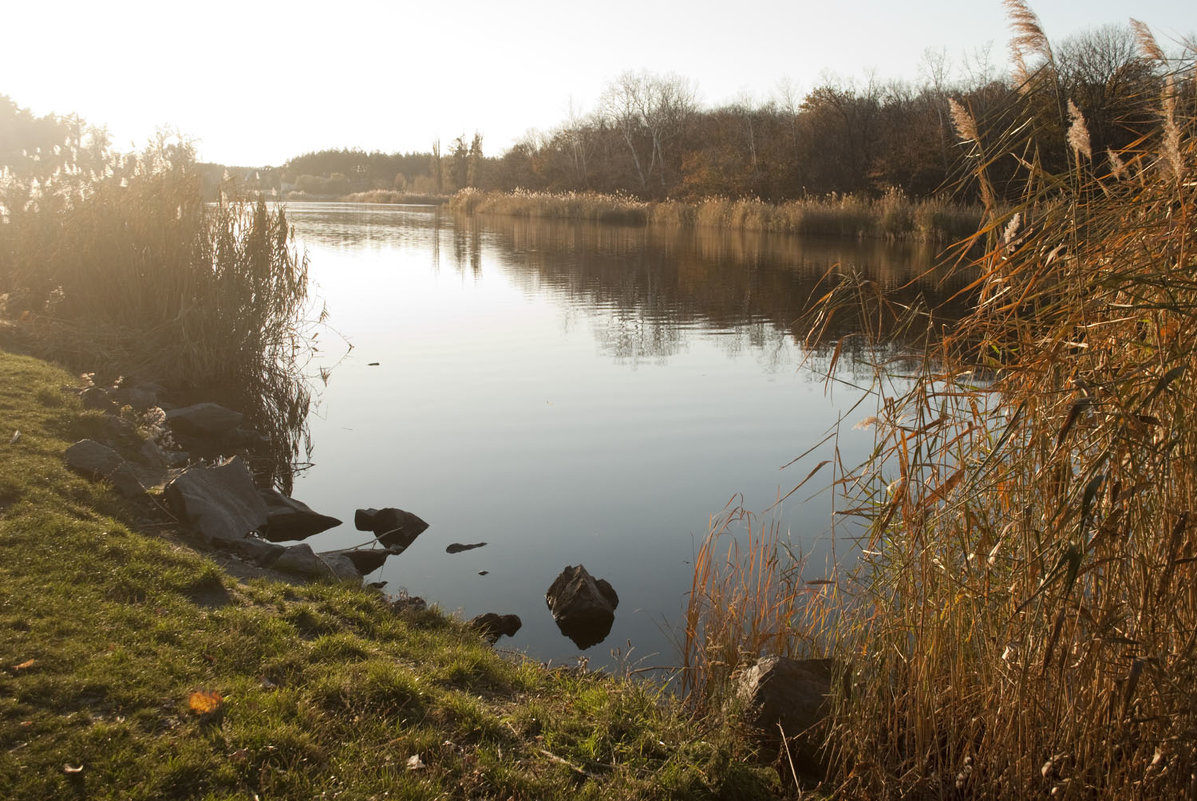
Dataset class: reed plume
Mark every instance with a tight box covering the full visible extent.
[1066,100,1092,160]
[1004,0,1053,63]
[1131,19,1167,64]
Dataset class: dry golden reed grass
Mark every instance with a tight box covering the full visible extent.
[450,188,982,243]
[685,12,1197,800]
[683,498,814,711]
[1,141,313,489]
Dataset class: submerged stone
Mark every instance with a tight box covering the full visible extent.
[545,565,618,650]
[446,542,487,554]
[468,613,522,643]
[356,507,429,551]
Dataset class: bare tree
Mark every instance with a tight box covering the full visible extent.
[561,98,593,187]
[1057,24,1159,163]
[961,42,999,91]
[599,70,697,195]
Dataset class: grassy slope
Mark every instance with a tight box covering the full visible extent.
[0,349,777,800]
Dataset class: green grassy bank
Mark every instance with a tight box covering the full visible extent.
[0,349,777,800]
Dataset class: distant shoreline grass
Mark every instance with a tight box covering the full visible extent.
[335,189,451,205]
[0,347,781,800]
[447,188,982,242]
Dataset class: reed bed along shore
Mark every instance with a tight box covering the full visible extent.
[449,187,983,243]
[336,189,450,205]
[683,12,1197,800]
[0,134,314,490]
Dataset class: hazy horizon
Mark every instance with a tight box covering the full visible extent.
[4,0,1195,167]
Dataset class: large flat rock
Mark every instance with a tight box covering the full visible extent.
[164,457,268,543]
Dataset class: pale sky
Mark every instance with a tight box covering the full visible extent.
[3,0,1194,167]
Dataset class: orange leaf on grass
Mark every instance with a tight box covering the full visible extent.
[188,690,223,715]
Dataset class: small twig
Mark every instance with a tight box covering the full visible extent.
[778,722,802,795]
[537,748,596,779]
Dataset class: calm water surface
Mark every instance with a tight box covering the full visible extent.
[283,202,949,668]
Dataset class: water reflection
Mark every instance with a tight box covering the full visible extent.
[474,214,969,368]
[290,203,967,367]
[284,203,959,664]
[555,616,615,650]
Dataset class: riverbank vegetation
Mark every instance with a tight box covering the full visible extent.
[684,8,1197,798]
[0,350,777,800]
[0,98,313,489]
[0,96,790,801]
[242,17,1187,222]
[449,188,983,241]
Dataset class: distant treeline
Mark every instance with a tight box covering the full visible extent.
[214,136,484,201]
[219,22,1189,208]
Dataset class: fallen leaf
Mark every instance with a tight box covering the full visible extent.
[188,690,223,715]
[63,764,84,774]
[406,754,426,771]
[9,430,19,444]
[13,659,35,671]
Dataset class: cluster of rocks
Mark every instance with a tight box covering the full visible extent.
[462,563,621,649]
[65,382,841,768]
[65,381,632,653]
[64,382,415,587]
[163,456,411,583]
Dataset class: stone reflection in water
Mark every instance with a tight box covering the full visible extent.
[545,565,619,651]
[554,617,615,650]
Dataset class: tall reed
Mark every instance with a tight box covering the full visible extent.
[687,12,1197,799]
[682,498,826,713]
[1,139,313,490]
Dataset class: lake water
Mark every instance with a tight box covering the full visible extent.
[282,202,953,669]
